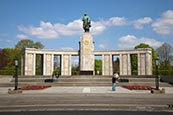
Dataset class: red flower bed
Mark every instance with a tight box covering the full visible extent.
[18,85,51,90]
[123,85,154,90]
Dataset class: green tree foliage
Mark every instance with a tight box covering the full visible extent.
[156,43,172,75]
[156,43,171,68]
[0,39,44,75]
[95,59,102,75]
[0,49,8,70]
[15,39,44,49]
[131,54,138,75]
[72,66,79,75]
[36,55,43,75]
[132,43,158,75]
[0,48,21,75]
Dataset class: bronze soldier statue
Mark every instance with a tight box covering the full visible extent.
[82,13,91,32]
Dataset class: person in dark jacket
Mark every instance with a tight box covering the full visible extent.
[112,72,116,91]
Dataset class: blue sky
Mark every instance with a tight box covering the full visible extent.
[0,0,173,51]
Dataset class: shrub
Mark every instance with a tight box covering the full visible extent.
[0,70,14,75]
[159,70,173,75]
[0,70,21,75]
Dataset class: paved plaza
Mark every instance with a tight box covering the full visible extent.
[0,86,173,94]
[0,76,173,112]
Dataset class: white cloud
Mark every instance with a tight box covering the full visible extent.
[91,17,128,35]
[18,17,129,39]
[118,35,163,49]
[60,47,74,50]
[16,34,28,39]
[152,10,173,35]
[18,20,83,39]
[18,21,58,39]
[99,44,106,49]
[134,17,153,29]
[54,19,83,36]
[91,21,106,35]
[17,16,155,39]
[108,17,128,26]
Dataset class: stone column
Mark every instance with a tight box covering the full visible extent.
[119,54,123,75]
[24,53,27,76]
[21,51,24,76]
[146,51,152,75]
[102,54,113,76]
[102,54,105,75]
[127,54,131,75]
[138,53,141,75]
[61,54,71,76]
[24,53,36,76]
[43,54,54,76]
[138,53,146,75]
[33,53,36,75]
[120,54,131,75]
[110,54,113,75]
[122,54,127,75]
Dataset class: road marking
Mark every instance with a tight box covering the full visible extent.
[83,87,91,93]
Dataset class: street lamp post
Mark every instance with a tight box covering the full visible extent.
[14,59,18,90]
[155,58,159,90]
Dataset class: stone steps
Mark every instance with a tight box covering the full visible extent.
[2,81,170,87]
[53,77,171,87]
[1,75,172,87]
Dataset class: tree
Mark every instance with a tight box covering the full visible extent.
[156,43,171,63]
[3,48,21,69]
[72,66,79,75]
[15,39,44,49]
[0,49,8,70]
[15,39,44,75]
[132,43,158,75]
[95,59,102,75]
[156,42,172,71]
[0,48,21,75]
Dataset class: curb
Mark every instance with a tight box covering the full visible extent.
[0,104,172,112]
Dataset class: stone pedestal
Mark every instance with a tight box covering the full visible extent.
[151,88,165,94]
[80,32,94,75]
[8,88,23,94]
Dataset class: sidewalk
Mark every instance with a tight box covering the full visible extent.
[0,86,173,94]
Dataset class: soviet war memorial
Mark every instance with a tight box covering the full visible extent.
[0,0,173,114]
[22,14,152,77]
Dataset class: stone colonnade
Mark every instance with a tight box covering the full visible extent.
[22,48,152,76]
[22,49,78,76]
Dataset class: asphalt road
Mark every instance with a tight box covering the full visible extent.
[0,111,173,115]
[0,93,173,112]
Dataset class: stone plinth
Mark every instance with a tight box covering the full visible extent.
[80,32,94,75]
[151,88,165,94]
[8,88,23,94]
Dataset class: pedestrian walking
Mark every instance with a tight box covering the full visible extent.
[115,72,120,83]
[112,72,116,91]
[112,72,120,91]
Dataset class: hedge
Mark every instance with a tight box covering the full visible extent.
[159,70,173,75]
[0,70,21,76]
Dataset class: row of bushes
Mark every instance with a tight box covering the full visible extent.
[0,70,21,76]
[158,70,173,75]
[132,70,173,75]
